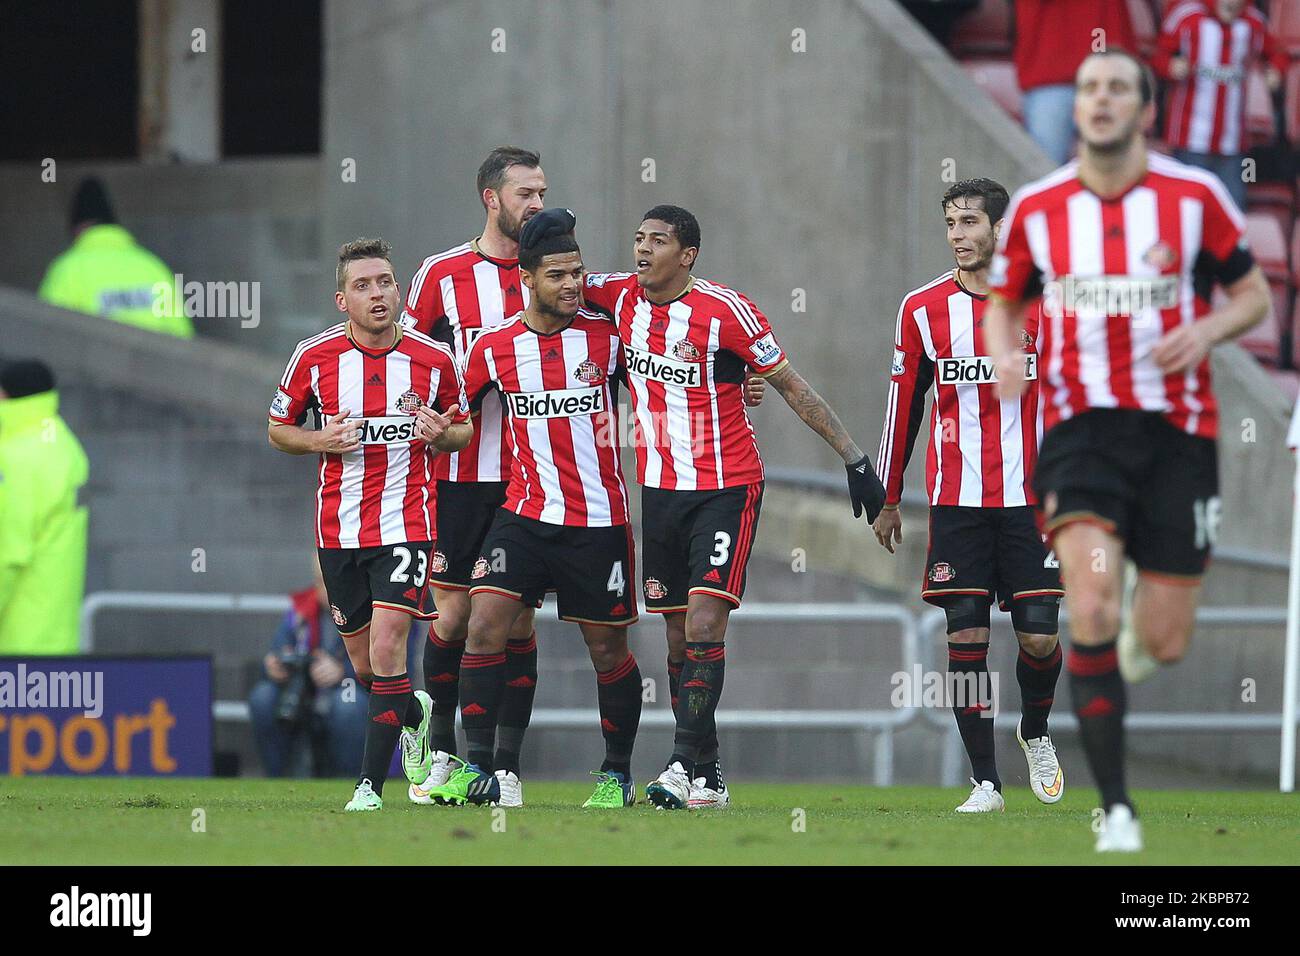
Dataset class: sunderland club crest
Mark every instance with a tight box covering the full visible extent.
[574,360,605,384]
[672,339,701,362]
[396,390,423,414]
[928,562,956,584]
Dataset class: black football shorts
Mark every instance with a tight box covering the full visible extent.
[1032,408,1220,579]
[640,482,763,612]
[922,505,1063,610]
[317,542,433,636]
[469,510,638,626]
[430,480,509,590]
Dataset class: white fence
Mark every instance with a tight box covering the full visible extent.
[80,592,1300,788]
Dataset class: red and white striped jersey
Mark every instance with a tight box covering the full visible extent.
[462,309,629,527]
[1155,2,1290,155]
[877,272,1044,509]
[582,272,788,491]
[990,151,1250,440]
[401,239,530,483]
[270,323,469,549]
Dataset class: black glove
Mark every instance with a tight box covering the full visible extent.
[846,453,887,522]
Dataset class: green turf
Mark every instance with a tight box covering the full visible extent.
[3,777,1297,865]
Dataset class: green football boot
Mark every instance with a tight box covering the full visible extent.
[400,689,434,784]
[582,770,635,808]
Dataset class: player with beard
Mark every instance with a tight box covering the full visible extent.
[583,206,886,810]
[986,50,1270,850]
[874,179,1065,814]
[400,147,546,808]
[427,209,643,808]
[269,238,472,810]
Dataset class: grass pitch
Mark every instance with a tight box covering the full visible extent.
[3,777,1296,865]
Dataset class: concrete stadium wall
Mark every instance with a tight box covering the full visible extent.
[0,0,1292,781]
[0,158,323,357]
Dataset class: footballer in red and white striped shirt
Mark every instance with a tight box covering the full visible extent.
[399,148,547,799]
[463,309,628,526]
[402,239,528,484]
[873,179,1065,812]
[985,50,1271,850]
[1154,1,1288,159]
[877,268,1043,511]
[447,210,643,808]
[586,204,885,810]
[268,237,473,811]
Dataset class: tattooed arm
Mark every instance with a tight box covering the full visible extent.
[764,364,863,464]
[764,363,885,521]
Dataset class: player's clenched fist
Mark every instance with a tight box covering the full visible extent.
[316,407,361,454]
[415,405,452,446]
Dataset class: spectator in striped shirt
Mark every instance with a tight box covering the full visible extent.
[1153,0,1290,209]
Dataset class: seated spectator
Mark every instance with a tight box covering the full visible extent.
[1015,0,1137,164]
[38,176,194,338]
[0,360,88,656]
[248,559,365,777]
[1153,0,1289,211]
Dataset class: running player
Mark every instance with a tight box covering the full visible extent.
[400,146,546,807]
[428,209,643,809]
[268,237,472,810]
[874,178,1065,814]
[986,50,1270,850]
[583,205,887,810]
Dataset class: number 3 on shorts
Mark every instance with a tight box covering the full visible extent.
[710,531,731,567]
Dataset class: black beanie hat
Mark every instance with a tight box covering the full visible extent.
[519,207,576,252]
[0,360,56,399]
[69,176,116,231]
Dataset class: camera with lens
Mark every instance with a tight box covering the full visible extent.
[275,650,316,729]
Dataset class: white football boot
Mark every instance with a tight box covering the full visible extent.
[687,776,731,810]
[1095,804,1144,852]
[645,761,692,810]
[345,778,383,812]
[1016,720,1065,804]
[407,749,455,805]
[1117,561,1159,683]
[494,769,524,808]
[954,778,1005,813]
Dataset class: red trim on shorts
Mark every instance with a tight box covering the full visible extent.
[726,483,761,597]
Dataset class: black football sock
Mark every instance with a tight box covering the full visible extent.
[948,642,999,790]
[423,626,463,755]
[459,651,506,773]
[1017,642,1062,740]
[667,655,718,779]
[666,655,683,711]
[356,675,373,694]
[495,632,538,775]
[360,673,412,795]
[1068,640,1131,812]
[670,642,726,777]
[597,653,642,778]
